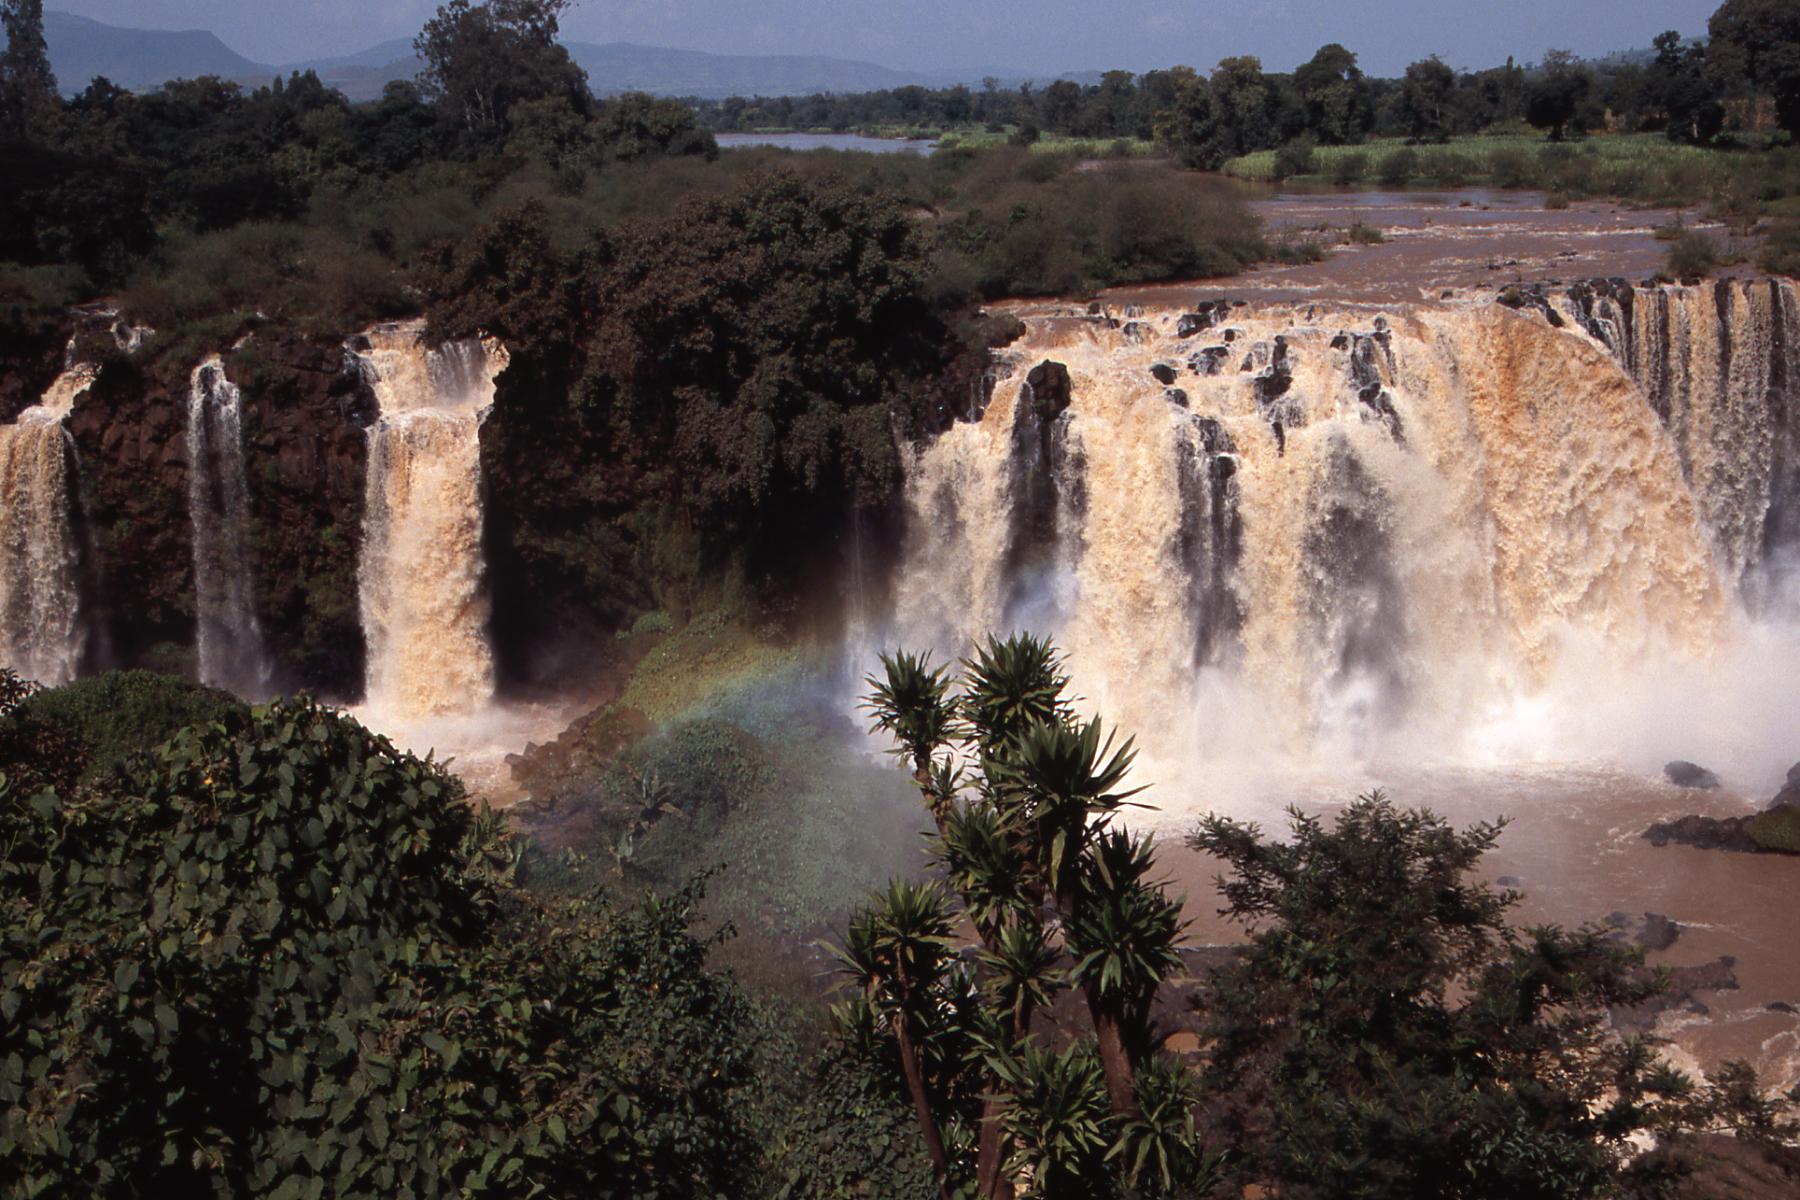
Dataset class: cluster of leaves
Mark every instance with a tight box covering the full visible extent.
[841,636,1215,1200]
[0,691,763,1198]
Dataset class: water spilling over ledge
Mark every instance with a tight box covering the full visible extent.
[353,321,506,720]
[890,282,1800,794]
[187,356,270,696]
[0,361,96,685]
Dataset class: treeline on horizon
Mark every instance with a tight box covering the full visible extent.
[695,14,1789,160]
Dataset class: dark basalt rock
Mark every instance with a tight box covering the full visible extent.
[1189,346,1231,376]
[1150,362,1177,385]
[1666,760,1722,789]
[1606,911,1683,952]
[1644,812,1761,852]
[1222,328,1238,343]
[1611,955,1739,1035]
[1024,360,1073,421]
[1121,320,1151,343]
[1164,388,1188,408]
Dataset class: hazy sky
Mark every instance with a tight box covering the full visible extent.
[50,1,1720,76]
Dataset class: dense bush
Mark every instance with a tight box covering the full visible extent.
[0,669,245,785]
[0,696,765,1198]
[1189,796,1688,1199]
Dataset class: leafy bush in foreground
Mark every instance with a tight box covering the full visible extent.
[0,696,761,1198]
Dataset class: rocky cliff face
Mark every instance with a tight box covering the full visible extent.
[67,356,195,672]
[231,332,374,700]
[0,315,70,425]
[46,330,373,696]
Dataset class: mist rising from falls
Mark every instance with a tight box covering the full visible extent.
[187,356,269,695]
[0,364,94,684]
[891,289,1796,791]
[354,322,505,719]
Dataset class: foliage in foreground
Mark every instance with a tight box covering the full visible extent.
[0,694,762,1199]
[1191,797,1689,1199]
[842,636,1213,1199]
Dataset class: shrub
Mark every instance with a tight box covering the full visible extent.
[1,669,246,785]
[1488,147,1536,188]
[1345,222,1388,245]
[1189,793,1696,1199]
[1746,804,1800,853]
[1377,147,1418,187]
[1272,137,1317,181]
[1668,230,1721,277]
[0,697,766,1198]
[1546,190,1573,210]
[1329,151,1368,186]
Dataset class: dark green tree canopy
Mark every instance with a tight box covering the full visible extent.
[415,0,591,132]
[0,0,55,128]
[1399,55,1458,141]
[1707,0,1800,134]
[1294,43,1373,145]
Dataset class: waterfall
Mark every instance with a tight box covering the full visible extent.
[890,293,1796,780]
[0,363,95,685]
[187,356,270,695]
[1561,279,1800,615]
[353,321,505,718]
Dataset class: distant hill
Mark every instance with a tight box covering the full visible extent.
[46,10,270,93]
[40,9,1041,102]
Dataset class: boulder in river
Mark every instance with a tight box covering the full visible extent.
[1664,760,1721,789]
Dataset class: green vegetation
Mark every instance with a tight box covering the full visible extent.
[0,692,768,1198]
[0,669,245,785]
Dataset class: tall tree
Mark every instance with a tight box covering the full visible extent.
[1526,49,1595,141]
[1294,43,1372,145]
[0,0,56,129]
[414,0,589,133]
[1707,0,1800,135]
[1399,55,1457,141]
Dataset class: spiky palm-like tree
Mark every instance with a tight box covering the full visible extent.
[994,1042,1114,1200]
[961,633,1073,757]
[1066,830,1189,1114]
[990,717,1144,914]
[833,881,960,1200]
[865,650,960,830]
[1106,1053,1222,1197]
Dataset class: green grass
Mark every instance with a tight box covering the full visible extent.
[1225,133,1726,188]
[936,127,1159,158]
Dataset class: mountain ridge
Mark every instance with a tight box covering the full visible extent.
[42,9,1030,101]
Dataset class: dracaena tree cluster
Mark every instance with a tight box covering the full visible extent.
[840,634,1216,1200]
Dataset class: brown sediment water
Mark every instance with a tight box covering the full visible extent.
[1115,190,1711,306]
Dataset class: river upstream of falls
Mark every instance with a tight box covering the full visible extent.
[877,271,1800,1092]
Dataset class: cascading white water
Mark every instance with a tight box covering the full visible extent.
[354,321,506,718]
[187,356,270,695]
[891,288,1799,788]
[0,363,95,684]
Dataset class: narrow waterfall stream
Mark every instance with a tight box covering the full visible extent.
[0,362,96,684]
[187,355,270,695]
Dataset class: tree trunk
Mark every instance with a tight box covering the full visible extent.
[1087,989,1140,1118]
[975,1093,1014,1200]
[893,1012,956,1200]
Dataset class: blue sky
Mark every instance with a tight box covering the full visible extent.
[50,0,1721,76]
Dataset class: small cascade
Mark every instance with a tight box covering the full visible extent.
[354,322,507,718]
[187,356,270,695]
[890,296,1758,772]
[0,363,96,684]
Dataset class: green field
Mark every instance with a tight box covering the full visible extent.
[1224,131,1737,197]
